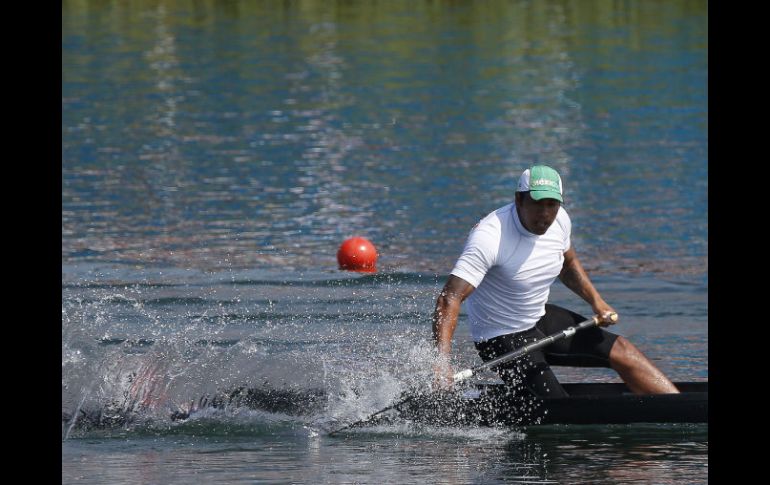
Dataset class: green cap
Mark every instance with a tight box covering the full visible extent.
[517,165,563,202]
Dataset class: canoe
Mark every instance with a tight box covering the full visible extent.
[64,386,327,430]
[63,381,707,431]
[375,381,708,427]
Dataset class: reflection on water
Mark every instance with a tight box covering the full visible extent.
[63,0,706,277]
[62,424,707,484]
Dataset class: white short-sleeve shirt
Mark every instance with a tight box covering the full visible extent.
[450,202,572,342]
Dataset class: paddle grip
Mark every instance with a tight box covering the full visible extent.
[453,369,473,383]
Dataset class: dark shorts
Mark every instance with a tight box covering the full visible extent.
[474,304,619,398]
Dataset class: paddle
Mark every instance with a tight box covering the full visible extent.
[327,312,616,436]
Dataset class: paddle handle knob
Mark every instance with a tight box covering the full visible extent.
[453,369,473,383]
[594,312,618,324]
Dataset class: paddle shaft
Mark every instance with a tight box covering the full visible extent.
[451,314,609,384]
[328,313,615,436]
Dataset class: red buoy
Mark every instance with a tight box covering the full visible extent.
[337,237,378,273]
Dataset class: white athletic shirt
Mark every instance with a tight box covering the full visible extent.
[450,202,572,342]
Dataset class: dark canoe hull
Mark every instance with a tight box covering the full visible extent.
[387,381,708,427]
[64,382,707,431]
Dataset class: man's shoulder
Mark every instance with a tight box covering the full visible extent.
[552,207,572,236]
[556,206,571,224]
[490,203,515,221]
[463,205,508,246]
[473,203,512,231]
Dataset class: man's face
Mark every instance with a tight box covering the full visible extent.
[516,192,561,235]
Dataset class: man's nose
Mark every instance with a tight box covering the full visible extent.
[536,205,553,216]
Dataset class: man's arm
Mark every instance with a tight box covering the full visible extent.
[432,275,476,386]
[559,247,617,325]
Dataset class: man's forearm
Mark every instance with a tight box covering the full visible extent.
[432,297,459,355]
[431,275,475,356]
[559,257,603,307]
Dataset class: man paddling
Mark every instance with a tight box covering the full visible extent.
[432,165,679,397]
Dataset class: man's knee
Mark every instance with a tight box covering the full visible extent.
[608,335,637,370]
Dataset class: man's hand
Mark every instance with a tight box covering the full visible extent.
[432,355,454,390]
[594,305,618,326]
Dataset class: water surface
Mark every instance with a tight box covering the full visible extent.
[62,1,707,483]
